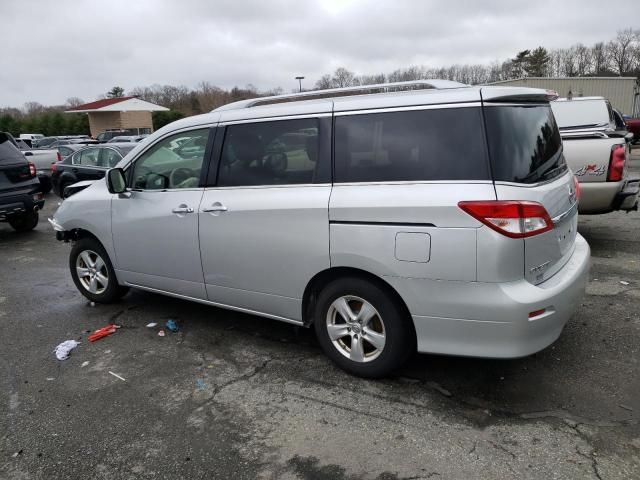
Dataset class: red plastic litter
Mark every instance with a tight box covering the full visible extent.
[88,324,118,342]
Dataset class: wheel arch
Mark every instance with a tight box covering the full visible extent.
[302,267,415,337]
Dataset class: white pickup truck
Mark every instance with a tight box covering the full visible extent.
[551,97,639,214]
[14,137,60,194]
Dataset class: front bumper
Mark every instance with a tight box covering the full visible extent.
[386,234,591,358]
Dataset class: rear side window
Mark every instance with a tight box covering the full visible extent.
[334,107,490,183]
[218,118,319,186]
[550,100,609,130]
[484,105,566,184]
[0,135,25,164]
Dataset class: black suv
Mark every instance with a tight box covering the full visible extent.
[0,132,44,232]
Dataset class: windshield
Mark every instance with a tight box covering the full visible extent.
[484,104,567,184]
[550,99,610,129]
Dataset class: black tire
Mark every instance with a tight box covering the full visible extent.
[38,175,52,194]
[58,182,68,198]
[314,276,415,378]
[69,237,129,303]
[9,211,39,232]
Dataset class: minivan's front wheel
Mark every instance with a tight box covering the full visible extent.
[69,238,128,303]
[314,277,414,378]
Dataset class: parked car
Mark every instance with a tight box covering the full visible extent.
[6,134,58,194]
[57,144,83,159]
[0,132,44,231]
[51,143,136,197]
[96,129,144,143]
[623,116,640,144]
[18,133,44,148]
[50,81,590,377]
[551,97,639,214]
[107,135,148,143]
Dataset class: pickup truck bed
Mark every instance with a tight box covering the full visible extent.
[552,97,639,215]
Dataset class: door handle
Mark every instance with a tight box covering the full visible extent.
[202,202,228,213]
[172,205,194,214]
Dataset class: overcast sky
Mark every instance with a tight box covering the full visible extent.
[1,0,635,108]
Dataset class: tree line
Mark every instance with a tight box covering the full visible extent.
[314,28,640,88]
[1,27,638,137]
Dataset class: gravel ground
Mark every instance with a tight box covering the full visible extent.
[1,151,639,479]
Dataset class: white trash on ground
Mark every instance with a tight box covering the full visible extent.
[54,340,80,361]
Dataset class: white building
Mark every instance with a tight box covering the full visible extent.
[488,77,640,116]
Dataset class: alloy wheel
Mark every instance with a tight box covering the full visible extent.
[326,295,386,363]
[76,250,108,295]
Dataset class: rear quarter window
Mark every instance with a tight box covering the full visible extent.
[484,105,567,184]
[334,107,490,183]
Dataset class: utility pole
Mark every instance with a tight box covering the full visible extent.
[295,76,305,92]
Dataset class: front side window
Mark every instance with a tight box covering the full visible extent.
[131,129,209,190]
[218,118,319,186]
[334,108,490,183]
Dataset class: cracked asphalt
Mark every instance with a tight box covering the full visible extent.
[1,152,639,479]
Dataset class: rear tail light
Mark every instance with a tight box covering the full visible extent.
[57,151,62,162]
[545,90,559,101]
[458,201,553,238]
[573,176,581,201]
[607,144,626,182]
[28,161,36,178]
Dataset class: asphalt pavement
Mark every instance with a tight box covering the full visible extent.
[1,153,639,479]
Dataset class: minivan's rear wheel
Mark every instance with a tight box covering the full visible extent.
[70,238,129,303]
[314,277,414,378]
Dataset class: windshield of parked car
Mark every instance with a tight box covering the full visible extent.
[550,99,610,129]
[484,104,567,184]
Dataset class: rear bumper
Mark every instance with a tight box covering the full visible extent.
[578,179,639,214]
[0,190,45,221]
[578,181,621,214]
[387,234,590,358]
[612,177,639,212]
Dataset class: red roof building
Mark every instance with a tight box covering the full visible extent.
[65,96,169,138]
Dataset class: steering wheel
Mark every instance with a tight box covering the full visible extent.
[169,167,196,188]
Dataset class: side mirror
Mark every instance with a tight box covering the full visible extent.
[106,168,127,194]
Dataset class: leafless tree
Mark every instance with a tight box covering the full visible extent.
[591,42,611,75]
[23,102,45,115]
[573,44,593,76]
[315,74,333,90]
[607,28,637,75]
[65,97,85,108]
[332,67,358,87]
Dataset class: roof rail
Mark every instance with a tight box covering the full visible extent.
[213,79,468,111]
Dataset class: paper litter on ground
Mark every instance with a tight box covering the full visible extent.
[54,340,80,361]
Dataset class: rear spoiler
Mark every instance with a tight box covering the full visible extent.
[480,86,558,103]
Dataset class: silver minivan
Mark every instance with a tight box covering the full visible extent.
[50,81,590,377]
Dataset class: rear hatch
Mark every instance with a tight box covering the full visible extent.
[0,134,37,194]
[481,97,578,284]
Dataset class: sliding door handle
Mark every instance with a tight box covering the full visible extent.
[202,202,228,213]
[172,205,194,214]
